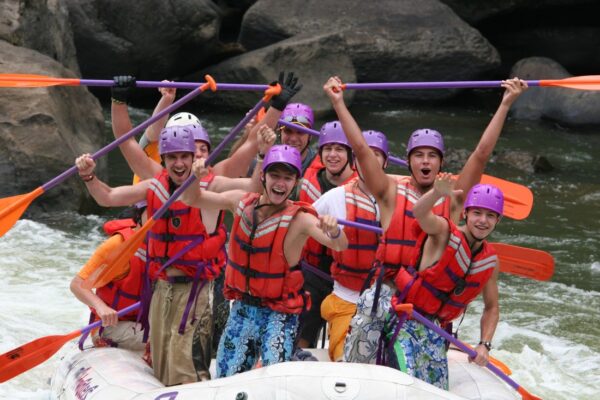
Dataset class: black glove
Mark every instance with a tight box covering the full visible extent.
[269,71,302,111]
[111,75,136,104]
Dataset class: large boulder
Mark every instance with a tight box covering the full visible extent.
[509,57,600,126]
[0,40,105,215]
[229,0,500,105]
[193,33,356,115]
[64,0,223,82]
[0,0,79,73]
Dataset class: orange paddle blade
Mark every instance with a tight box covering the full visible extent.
[0,73,81,87]
[0,329,81,383]
[82,218,156,289]
[493,242,555,281]
[0,187,44,237]
[518,386,543,400]
[480,174,533,220]
[540,75,600,91]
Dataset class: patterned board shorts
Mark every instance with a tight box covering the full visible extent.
[392,319,448,390]
[343,282,448,389]
[216,300,299,378]
[343,282,393,364]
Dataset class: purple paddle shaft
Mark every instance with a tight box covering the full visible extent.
[408,309,522,391]
[81,302,141,334]
[337,218,383,234]
[42,84,211,192]
[277,119,319,136]
[151,97,268,220]
[388,156,408,167]
[78,79,268,91]
[344,81,542,90]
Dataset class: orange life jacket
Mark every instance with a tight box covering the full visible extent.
[92,219,145,322]
[146,170,227,281]
[376,176,451,282]
[331,181,380,291]
[225,192,317,314]
[394,219,497,325]
[299,162,357,271]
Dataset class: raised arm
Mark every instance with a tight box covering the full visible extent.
[323,77,397,210]
[209,125,276,193]
[143,83,176,142]
[75,154,148,207]
[471,266,500,366]
[213,72,302,177]
[454,78,528,208]
[110,76,162,180]
[180,158,245,213]
[413,173,461,236]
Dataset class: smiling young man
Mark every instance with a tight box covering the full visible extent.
[321,75,527,365]
[297,121,358,350]
[388,174,502,389]
[75,124,275,385]
[180,145,348,377]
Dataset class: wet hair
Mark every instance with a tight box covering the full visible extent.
[117,205,147,226]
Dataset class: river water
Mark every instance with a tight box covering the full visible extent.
[1,100,599,399]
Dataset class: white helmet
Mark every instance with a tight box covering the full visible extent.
[166,112,201,128]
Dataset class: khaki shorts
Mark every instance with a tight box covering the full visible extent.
[149,279,213,386]
[92,321,145,352]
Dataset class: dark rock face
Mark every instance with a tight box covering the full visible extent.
[509,57,600,126]
[0,0,79,73]
[441,0,600,75]
[64,0,222,81]
[0,40,105,214]
[188,0,499,111]
[195,33,357,115]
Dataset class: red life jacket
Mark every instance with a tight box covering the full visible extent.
[299,162,357,271]
[331,181,380,291]
[146,170,227,281]
[376,176,451,282]
[395,219,497,325]
[92,219,145,321]
[225,192,317,314]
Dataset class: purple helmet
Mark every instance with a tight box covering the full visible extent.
[188,124,211,150]
[406,129,445,157]
[464,184,504,215]
[280,103,314,128]
[159,126,195,156]
[319,121,350,149]
[362,130,389,160]
[262,145,302,177]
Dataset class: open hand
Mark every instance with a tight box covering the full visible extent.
[433,172,462,198]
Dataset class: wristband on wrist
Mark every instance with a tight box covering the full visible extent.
[111,98,127,105]
[79,173,95,182]
[326,227,342,239]
[478,341,492,351]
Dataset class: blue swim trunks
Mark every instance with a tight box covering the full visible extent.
[216,300,299,377]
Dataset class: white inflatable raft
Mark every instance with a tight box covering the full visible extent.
[50,347,518,400]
